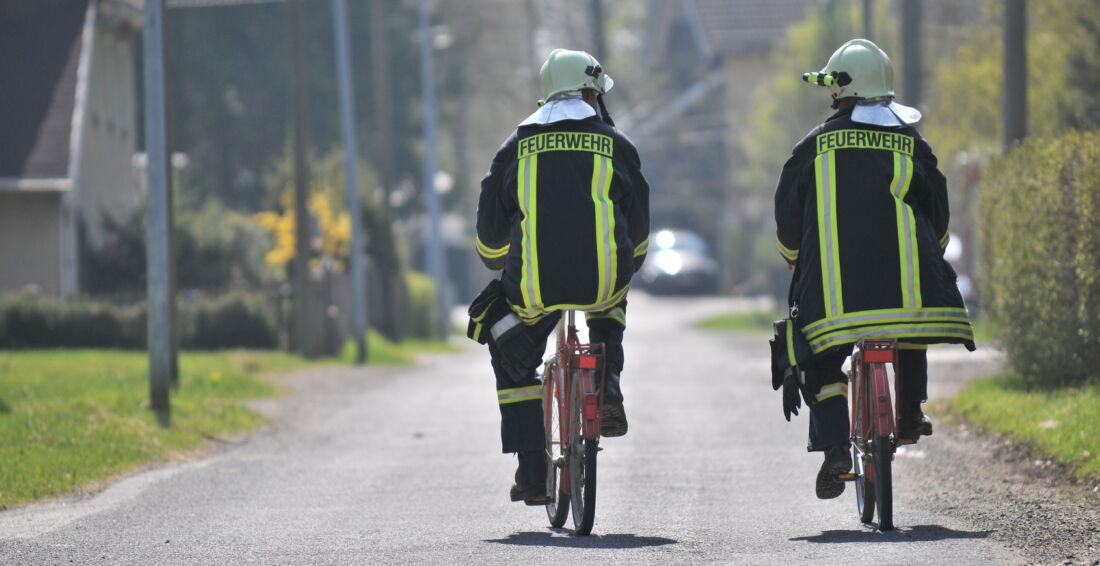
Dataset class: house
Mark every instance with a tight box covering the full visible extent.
[643,0,809,288]
[0,0,142,297]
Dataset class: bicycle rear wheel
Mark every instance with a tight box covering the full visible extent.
[543,363,569,528]
[568,369,598,535]
[873,435,893,530]
[853,444,875,524]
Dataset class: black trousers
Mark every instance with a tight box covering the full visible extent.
[490,300,627,454]
[807,345,929,452]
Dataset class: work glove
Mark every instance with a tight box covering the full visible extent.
[782,368,802,421]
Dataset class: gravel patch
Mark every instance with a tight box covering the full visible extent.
[893,354,1100,566]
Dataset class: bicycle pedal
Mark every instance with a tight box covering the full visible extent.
[897,439,917,446]
[836,473,857,482]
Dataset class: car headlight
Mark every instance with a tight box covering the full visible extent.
[654,250,682,275]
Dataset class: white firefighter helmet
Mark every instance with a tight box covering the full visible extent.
[538,48,614,105]
[803,38,894,102]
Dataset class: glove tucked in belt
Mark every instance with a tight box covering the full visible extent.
[770,317,815,421]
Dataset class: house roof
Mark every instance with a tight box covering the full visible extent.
[0,0,88,179]
[690,0,810,57]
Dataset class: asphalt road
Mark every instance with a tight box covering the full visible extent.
[0,294,1028,565]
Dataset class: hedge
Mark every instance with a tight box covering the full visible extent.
[403,270,440,339]
[980,130,1100,387]
[0,292,279,350]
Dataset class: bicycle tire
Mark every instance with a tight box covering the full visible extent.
[568,369,598,535]
[543,364,569,528]
[873,435,893,530]
[854,444,875,524]
[574,438,597,535]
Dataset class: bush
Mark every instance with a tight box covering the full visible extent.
[179,292,278,349]
[82,200,270,298]
[0,294,144,349]
[980,130,1100,387]
[0,292,279,350]
[403,270,440,339]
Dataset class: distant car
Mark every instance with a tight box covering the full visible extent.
[635,229,720,295]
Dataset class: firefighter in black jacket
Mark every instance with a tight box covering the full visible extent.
[773,39,975,500]
[471,49,650,504]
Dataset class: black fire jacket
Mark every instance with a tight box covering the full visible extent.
[476,115,650,319]
[774,107,975,354]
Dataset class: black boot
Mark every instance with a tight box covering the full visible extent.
[509,451,549,505]
[600,373,628,437]
[816,443,853,499]
[898,403,933,441]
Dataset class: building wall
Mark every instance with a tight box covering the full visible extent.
[0,192,63,295]
[76,22,140,249]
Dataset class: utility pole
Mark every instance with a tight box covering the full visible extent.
[589,0,606,58]
[143,0,173,426]
[900,0,923,108]
[418,0,449,339]
[369,0,405,341]
[288,0,315,357]
[862,0,872,40]
[331,0,369,363]
[1003,0,1027,149]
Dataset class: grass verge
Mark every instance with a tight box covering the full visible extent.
[0,333,450,508]
[949,375,1100,479]
[697,311,783,334]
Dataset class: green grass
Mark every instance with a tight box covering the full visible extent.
[0,334,452,508]
[950,375,1100,479]
[697,311,783,334]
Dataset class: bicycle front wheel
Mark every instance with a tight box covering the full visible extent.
[873,435,893,530]
[543,363,569,528]
[568,369,598,535]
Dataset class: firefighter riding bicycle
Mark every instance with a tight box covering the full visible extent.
[769,38,975,528]
[466,48,649,526]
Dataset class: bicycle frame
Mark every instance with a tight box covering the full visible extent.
[554,311,606,440]
[543,310,606,535]
[849,338,910,531]
[850,339,898,445]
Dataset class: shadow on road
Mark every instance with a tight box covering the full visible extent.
[791,524,992,544]
[485,530,678,549]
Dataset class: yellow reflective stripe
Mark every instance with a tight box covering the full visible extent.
[816,383,848,402]
[476,236,509,259]
[518,154,541,311]
[471,298,496,323]
[892,152,921,308]
[939,232,950,248]
[802,307,971,339]
[591,154,617,303]
[785,321,796,366]
[897,342,928,350]
[633,237,649,257]
[586,307,625,326]
[816,151,843,317]
[498,384,543,405]
[472,323,483,343]
[511,283,631,319]
[809,322,974,354]
[777,237,799,262]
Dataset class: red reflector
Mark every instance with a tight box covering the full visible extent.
[577,356,598,369]
[584,400,598,420]
[863,350,893,363]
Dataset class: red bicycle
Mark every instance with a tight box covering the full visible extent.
[541,310,606,536]
[846,338,918,531]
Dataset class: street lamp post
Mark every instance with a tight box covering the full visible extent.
[143,0,174,426]
[418,0,449,339]
[331,0,369,363]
